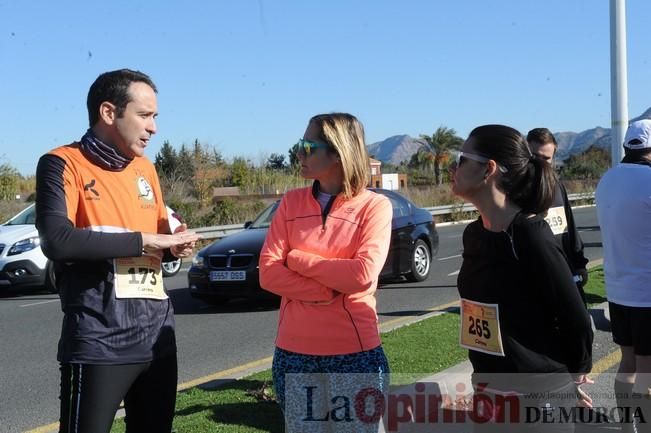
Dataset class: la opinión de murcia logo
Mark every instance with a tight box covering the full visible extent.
[287,379,647,432]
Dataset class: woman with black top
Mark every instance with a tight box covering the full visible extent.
[449,125,593,432]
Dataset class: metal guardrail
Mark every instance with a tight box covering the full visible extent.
[195,192,596,241]
[194,223,245,239]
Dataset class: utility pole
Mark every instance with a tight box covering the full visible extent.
[610,0,628,166]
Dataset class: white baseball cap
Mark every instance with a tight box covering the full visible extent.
[624,119,651,149]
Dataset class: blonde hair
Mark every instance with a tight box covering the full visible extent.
[309,113,370,198]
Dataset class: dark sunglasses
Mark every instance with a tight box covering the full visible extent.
[454,151,491,166]
[296,138,329,157]
[453,151,508,173]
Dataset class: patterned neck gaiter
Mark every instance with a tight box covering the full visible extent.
[79,129,133,171]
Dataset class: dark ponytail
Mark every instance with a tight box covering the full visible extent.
[507,155,557,213]
[468,125,557,214]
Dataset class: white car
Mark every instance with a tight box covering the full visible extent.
[0,204,184,293]
[162,207,184,277]
[0,204,55,292]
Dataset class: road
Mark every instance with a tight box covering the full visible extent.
[0,206,602,433]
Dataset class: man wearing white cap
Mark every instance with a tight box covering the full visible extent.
[596,118,651,433]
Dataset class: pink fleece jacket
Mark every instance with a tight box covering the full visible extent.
[259,185,392,355]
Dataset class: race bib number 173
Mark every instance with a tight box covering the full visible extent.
[114,255,167,300]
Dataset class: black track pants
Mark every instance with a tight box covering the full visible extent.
[58,355,177,433]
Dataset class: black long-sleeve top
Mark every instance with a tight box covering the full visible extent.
[458,213,593,391]
[549,181,589,274]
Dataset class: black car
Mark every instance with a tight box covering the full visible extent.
[187,188,438,305]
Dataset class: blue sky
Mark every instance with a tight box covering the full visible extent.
[1,0,650,176]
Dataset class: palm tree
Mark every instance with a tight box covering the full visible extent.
[409,149,436,170]
[420,126,463,186]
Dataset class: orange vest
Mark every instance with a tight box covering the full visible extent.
[49,143,168,234]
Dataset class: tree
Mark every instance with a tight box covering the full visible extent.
[191,139,226,205]
[177,144,195,181]
[560,146,610,180]
[191,139,224,167]
[154,140,178,179]
[380,162,399,173]
[230,157,254,189]
[288,144,299,167]
[211,149,225,167]
[420,126,463,186]
[0,163,20,201]
[408,149,436,170]
[157,139,231,208]
[287,144,301,175]
[266,153,286,171]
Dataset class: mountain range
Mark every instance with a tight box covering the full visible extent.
[368,107,651,165]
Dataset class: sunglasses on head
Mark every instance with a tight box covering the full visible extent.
[296,138,329,156]
[453,151,508,173]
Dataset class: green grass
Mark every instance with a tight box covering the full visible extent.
[111,370,283,433]
[383,311,466,384]
[584,265,606,305]
[111,268,606,432]
[110,312,465,433]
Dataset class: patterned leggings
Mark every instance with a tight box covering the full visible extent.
[272,346,390,433]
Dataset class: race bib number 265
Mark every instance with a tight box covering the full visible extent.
[460,298,505,357]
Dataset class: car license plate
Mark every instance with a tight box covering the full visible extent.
[209,270,246,281]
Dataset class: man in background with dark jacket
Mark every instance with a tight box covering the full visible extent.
[527,128,589,297]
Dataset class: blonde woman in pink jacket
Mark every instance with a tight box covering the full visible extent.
[260,113,393,432]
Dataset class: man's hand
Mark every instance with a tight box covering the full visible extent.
[170,223,197,258]
[141,227,200,256]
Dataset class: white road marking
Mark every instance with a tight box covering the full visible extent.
[438,254,462,261]
[20,299,58,307]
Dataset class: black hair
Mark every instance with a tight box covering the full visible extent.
[469,124,557,214]
[622,146,651,162]
[86,69,157,127]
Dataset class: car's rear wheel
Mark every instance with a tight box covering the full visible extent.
[162,259,182,277]
[45,261,58,293]
[406,239,431,282]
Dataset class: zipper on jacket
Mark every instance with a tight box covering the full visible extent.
[312,180,339,229]
[321,195,337,228]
